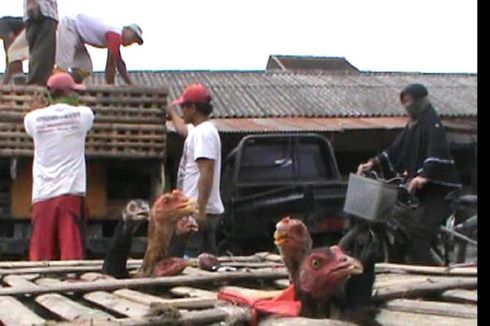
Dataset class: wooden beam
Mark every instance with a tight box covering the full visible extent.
[383,298,477,319]
[0,296,45,326]
[35,293,115,321]
[114,289,216,309]
[83,291,149,317]
[440,289,478,304]
[375,308,477,326]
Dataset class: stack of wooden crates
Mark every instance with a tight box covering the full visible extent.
[0,85,168,256]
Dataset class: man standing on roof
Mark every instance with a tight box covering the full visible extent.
[165,84,225,257]
[23,0,58,85]
[0,16,27,84]
[357,83,461,265]
[24,72,94,261]
[55,14,143,85]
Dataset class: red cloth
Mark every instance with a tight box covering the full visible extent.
[218,284,301,325]
[29,195,87,261]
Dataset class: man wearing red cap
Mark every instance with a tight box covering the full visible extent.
[24,72,94,260]
[165,83,224,257]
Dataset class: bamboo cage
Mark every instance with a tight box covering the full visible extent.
[0,254,477,326]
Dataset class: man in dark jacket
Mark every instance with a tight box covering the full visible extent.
[357,83,461,265]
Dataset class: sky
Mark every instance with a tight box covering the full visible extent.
[0,0,478,74]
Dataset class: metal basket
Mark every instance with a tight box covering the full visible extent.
[343,173,399,221]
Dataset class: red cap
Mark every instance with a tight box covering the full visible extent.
[47,72,85,91]
[171,83,211,105]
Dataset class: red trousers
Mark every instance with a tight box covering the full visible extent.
[29,195,87,261]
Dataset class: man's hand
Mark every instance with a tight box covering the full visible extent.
[356,161,373,175]
[408,176,429,193]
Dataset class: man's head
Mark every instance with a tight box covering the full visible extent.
[399,83,430,120]
[46,72,85,100]
[171,83,213,123]
[122,24,143,46]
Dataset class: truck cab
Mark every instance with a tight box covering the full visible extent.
[218,133,348,254]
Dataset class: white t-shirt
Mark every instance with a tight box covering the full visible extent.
[24,103,94,203]
[73,14,120,47]
[177,121,224,215]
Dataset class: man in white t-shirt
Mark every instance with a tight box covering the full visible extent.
[24,72,94,261]
[55,14,143,85]
[165,83,224,257]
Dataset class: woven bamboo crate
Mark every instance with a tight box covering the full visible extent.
[0,86,168,159]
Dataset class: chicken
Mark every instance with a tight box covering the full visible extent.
[274,216,380,325]
[273,216,312,286]
[102,199,150,278]
[138,189,198,277]
[102,189,198,278]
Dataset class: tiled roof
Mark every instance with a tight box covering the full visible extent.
[85,70,477,119]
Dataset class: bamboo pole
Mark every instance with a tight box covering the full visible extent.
[375,263,477,276]
[0,268,288,296]
[373,277,477,302]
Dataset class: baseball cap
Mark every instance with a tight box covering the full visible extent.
[47,72,85,91]
[125,24,143,45]
[171,83,211,106]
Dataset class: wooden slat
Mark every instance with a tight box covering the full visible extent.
[273,278,291,289]
[117,305,252,326]
[374,274,432,288]
[219,285,283,300]
[440,289,478,303]
[260,316,358,326]
[0,296,45,326]
[2,274,40,291]
[375,308,477,326]
[374,277,478,302]
[169,286,217,298]
[0,269,289,296]
[83,291,148,317]
[114,289,216,309]
[375,263,477,276]
[36,293,115,321]
[383,298,477,319]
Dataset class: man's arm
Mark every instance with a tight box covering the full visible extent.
[196,158,215,220]
[115,56,132,85]
[106,52,132,85]
[105,51,116,84]
[104,32,132,85]
[165,105,189,138]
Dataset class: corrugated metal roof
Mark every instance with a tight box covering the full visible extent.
[86,70,477,119]
[166,116,476,134]
[266,55,360,73]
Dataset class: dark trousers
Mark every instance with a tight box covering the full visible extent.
[26,17,57,85]
[406,185,451,265]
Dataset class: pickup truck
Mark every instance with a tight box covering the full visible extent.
[217,133,348,254]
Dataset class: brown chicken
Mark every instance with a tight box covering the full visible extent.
[138,189,198,277]
[103,190,198,278]
[274,216,312,286]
